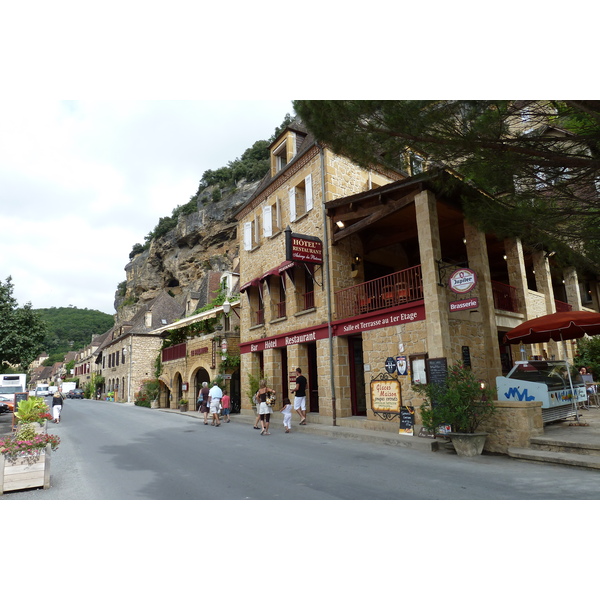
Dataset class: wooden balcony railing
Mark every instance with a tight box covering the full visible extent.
[162,342,187,363]
[491,281,519,312]
[253,309,264,326]
[335,265,423,320]
[276,301,286,319]
[555,299,572,312]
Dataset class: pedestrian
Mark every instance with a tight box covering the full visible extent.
[52,391,64,423]
[221,389,231,423]
[209,381,223,427]
[281,398,292,433]
[199,382,210,425]
[255,379,275,435]
[293,367,307,425]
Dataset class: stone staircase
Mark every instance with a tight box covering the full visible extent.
[508,434,600,470]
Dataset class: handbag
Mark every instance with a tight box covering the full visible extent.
[265,391,276,407]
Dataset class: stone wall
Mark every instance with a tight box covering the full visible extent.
[483,401,544,454]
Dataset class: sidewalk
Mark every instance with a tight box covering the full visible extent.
[158,407,441,453]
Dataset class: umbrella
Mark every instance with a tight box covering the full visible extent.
[504,311,600,422]
[504,311,600,344]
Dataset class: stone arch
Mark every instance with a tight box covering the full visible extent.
[173,372,183,403]
[192,366,211,406]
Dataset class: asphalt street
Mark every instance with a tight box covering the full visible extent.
[3,398,600,500]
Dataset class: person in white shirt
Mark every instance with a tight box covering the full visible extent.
[208,383,223,427]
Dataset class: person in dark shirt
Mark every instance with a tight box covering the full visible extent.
[293,367,307,425]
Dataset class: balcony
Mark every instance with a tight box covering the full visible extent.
[492,281,519,313]
[335,265,423,320]
[162,342,187,363]
[555,299,572,312]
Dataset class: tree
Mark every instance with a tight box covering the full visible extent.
[0,277,47,371]
[293,100,600,270]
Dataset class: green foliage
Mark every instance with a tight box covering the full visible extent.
[575,337,600,378]
[135,379,160,408]
[33,306,114,356]
[0,276,48,370]
[246,371,264,407]
[293,100,600,272]
[413,362,496,434]
[15,397,51,424]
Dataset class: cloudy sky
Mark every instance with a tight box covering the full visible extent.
[0,99,293,314]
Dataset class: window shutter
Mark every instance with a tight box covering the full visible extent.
[305,174,313,211]
[243,222,252,250]
[289,188,296,222]
[263,205,272,237]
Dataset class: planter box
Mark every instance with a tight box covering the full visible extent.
[0,444,51,495]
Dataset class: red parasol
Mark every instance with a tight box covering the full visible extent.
[503,311,600,344]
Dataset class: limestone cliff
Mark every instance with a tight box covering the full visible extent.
[114,180,259,323]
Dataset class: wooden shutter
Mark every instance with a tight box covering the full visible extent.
[243,222,252,250]
[305,173,313,211]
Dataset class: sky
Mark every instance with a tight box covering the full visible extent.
[0,99,294,315]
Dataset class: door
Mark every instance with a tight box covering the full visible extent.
[349,336,366,416]
[307,342,319,413]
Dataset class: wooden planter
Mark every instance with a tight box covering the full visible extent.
[0,443,51,495]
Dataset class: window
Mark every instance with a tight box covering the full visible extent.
[243,214,261,251]
[410,153,424,175]
[273,140,288,172]
[289,174,313,222]
[263,198,281,237]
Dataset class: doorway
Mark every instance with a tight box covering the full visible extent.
[349,336,366,416]
[307,342,319,413]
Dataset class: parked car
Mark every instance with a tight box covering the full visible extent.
[66,388,84,399]
[0,400,11,414]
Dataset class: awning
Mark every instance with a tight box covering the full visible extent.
[240,278,260,293]
[260,266,282,282]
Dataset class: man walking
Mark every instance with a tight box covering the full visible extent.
[293,367,307,425]
[208,381,223,427]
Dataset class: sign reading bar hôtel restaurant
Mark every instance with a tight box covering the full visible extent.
[285,227,323,264]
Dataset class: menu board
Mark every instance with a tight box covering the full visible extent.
[428,357,448,387]
[399,406,415,436]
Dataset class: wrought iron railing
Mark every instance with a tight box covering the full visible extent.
[335,265,423,319]
[304,291,315,311]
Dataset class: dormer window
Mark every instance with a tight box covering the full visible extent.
[273,140,288,172]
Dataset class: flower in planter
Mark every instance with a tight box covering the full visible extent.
[413,362,496,434]
[0,431,61,462]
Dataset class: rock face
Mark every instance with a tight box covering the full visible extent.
[114,180,259,323]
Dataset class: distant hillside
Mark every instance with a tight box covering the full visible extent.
[34,307,114,356]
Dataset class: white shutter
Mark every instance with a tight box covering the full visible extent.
[289,188,296,222]
[305,174,313,211]
[263,205,272,237]
[243,222,252,250]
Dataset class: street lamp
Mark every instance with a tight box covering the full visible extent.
[222,299,239,318]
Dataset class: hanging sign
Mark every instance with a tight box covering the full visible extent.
[285,228,323,264]
[450,297,479,312]
[370,377,401,414]
[385,357,396,374]
[449,268,477,294]
[396,356,408,376]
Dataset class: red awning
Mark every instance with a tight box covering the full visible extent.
[260,266,282,282]
[239,278,260,293]
[278,260,296,274]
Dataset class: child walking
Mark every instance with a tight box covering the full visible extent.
[281,398,292,433]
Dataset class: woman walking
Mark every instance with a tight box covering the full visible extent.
[255,379,275,435]
[52,391,64,423]
[199,382,210,425]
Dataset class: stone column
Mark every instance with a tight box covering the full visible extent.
[464,221,503,380]
[504,237,532,318]
[532,250,559,359]
[562,266,582,311]
[415,189,451,358]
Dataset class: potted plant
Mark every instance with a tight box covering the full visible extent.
[0,423,61,494]
[179,398,189,412]
[413,362,496,457]
[14,398,53,434]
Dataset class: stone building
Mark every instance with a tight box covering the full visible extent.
[94,291,185,402]
[152,297,241,409]
[234,121,600,452]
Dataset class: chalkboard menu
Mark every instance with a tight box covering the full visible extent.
[427,357,448,387]
[462,346,471,368]
[14,392,28,408]
[399,406,415,436]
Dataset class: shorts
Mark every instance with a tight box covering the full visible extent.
[210,400,221,414]
[221,407,230,415]
[294,396,306,411]
[258,402,273,415]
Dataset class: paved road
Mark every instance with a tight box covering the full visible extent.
[3,398,600,500]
